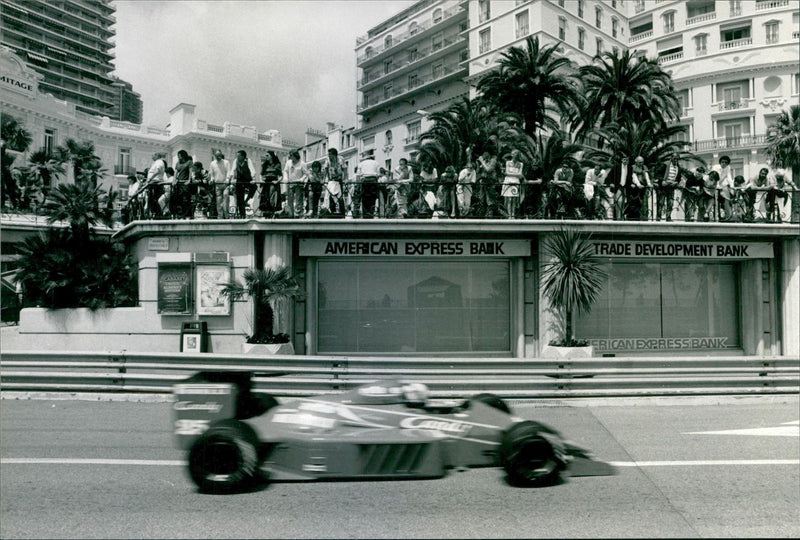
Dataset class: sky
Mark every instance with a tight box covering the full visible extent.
[112,0,414,143]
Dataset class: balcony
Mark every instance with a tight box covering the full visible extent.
[714,98,755,112]
[358,63,466,114]
[629,30,653,43]
[658,51,684,64]
[720,37,752,49]
[356,5,465,65]
[692,134,767,151]
[686,12,716,26]
[755,0,790,11]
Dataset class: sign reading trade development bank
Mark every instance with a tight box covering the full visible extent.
[300,239,530,257]
[591,240,773,260]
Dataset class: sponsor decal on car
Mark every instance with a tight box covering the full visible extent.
[173,401,223,413]
[272,412,337,429]
[174,419,209,435]
[400,417,472,435]
[173,384,231,395]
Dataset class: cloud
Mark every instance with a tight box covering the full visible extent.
[112,0,413,142]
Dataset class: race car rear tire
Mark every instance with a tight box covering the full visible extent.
[188,419,260,494]
[471,393,511,414]
[500,421,563,487]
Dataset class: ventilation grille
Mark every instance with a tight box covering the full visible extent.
[358,443,428,475]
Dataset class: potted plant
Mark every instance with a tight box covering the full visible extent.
[539,227,607,359]
[220,263,302,355]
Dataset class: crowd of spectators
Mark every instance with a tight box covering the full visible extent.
[122,149,798,224]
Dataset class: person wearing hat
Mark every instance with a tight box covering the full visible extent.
[146,152,167,218]
[357,151,379,218]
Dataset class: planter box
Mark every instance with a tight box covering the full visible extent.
[242,342,294,355]
[540,345,594,359]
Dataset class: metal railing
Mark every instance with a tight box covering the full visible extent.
[1,351,798,398]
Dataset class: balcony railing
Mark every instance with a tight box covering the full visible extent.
[720,37,752,49]
[356,6,465,64]
[686,12,716,25]
[357,35,465,89]
[692,133,767,151]
[792,31,799,40]
[358,62,466,112]
[629,30,653,43]
[715,98,754,112]
[755,0,790,11]
[658,51,684,64]
[113,165,137,176]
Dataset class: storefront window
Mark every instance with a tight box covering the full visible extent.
[317,260,510,353]
[576,263,740,352]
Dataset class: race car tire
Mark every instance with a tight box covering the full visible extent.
[188,419,260,494]
[500,421,563,487]
[471,393,511,414]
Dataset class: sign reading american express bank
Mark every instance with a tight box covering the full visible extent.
[299,239,530,257]
[591,337,730,351]
[591,241,773,260]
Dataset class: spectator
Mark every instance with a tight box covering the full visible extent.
[701,170,719,221]
[124,174,141,223]
[172,150,193,218]
[228,150,257,218]
[730,174,750,222]
[584,163,608,219]
[768,172,798,223]
[501,150,523,219]
[146,152,167,218]
[551,160,574,218]
[357,152,380,219]
[191,161,213,218]
[393,157,413,218]
[377,167,391,217]
[657,154,681,221]
[209,151,230,219]
[457,156,476,217]
[749,167,772,221]
[419,157,439,217]
[259,151,282,217]
[628,156,651,220]
[439,165,458,218]
[713,156,735,221]
[323,148,346,216]
[160,166,175,216]
[307,161,324,218]
[282,150,308,218]
[476,150,499,217]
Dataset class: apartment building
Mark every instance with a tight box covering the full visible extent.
[0,0,140,121]
[626,0,798,179]
[354,0,470,170]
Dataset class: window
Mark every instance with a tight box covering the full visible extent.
[432,62,443,79]
[723,86,742,104]
[729,0,741,16]
[408,48,419,62]
[612,0,617,8]
[407,120,422,142]
[578,28,585,50]
[578,0,584,18]
[559,17,567,40]
[795,73,800,95]
[365,46,373,58]
[663,11,675,33]
[385,130,393,146]
[479,0,490,22]
[558,0,565,7]
[595,7,602,28]
[432,8,442,23]
[432,32,443,51]
[43,128,56,156]
[409,21,419,35]
[384,59,393,75]
[596,38,603,54]
[362,135,375,149]
[118,147,131,175]
[716,80,749,103]
[576,263,740,353]
[479,28,491,54]
[383,83,392,100]
[695,34,708,53]
[516,11,529,38]
[384,35,392,49]
[612,45,619,55]
[408,73,418,88]
[612,18,618,38]
[765,21,779,44]
[317,261,511,353]
[385,159,392,172]
[722,26,751,42]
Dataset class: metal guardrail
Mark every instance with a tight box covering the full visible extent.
[1,351,798,399]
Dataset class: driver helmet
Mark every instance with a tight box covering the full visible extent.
[402,382,429,405]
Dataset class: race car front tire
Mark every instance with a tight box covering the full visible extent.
[188,419,261,494]
[470,393,511,414]
[500,421,563,487]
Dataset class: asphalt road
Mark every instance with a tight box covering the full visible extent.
[1,394,798,539]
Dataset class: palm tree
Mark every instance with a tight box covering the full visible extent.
[220,265,302,344]
[28,148,65,193]
[1,115,32,208]
[540,228,608,347]
[766,105,800,182]
[476,36,580,138]
[575,50,680,142]
[55,138,103,186]
[42,183,116,245]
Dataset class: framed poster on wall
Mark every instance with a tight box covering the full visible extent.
[157,263,193,315]
[196,264,231,316]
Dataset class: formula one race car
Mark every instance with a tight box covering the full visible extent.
[173,373,614,493]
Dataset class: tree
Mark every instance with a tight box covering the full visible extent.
[1,115,32,208]
[220,265,303,344]
[476,36,580,138]
[55,138,103,186]
[540,228,608,347]
[766,104,800,182]
[28,148,65,193]
[43,183,116,246]
[575,50,680,142]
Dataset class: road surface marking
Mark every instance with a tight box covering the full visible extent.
[684,420,799,437]
[1,458,797,467]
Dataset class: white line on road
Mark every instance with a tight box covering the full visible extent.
[1,458,797,467]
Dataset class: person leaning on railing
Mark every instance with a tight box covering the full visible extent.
[768,172,798,223]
